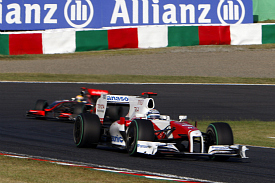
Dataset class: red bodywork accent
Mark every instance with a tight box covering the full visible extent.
[115,118,199,140]
[86,88,109,96]
[142,92,157,96]
[152,123,167,139]
[44,101,67,112]
[58,113,72,118]
[28,110,45,116]
[170,121,199,139]
[117,118,131,127]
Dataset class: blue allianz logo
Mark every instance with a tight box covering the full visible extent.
[64,0,94,28]
[0,0,253,31]
[217,0,245,24]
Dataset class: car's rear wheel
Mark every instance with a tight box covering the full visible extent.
[126,119,155,156]
[206,122,234,161]
[72,103,87,118]
[105,106,123,122]
[73,113,101,148]
[73,103,86,114]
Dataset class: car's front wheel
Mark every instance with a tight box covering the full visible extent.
[126,119,155,156]
[206,122,234,161]
[34,99,48,119]
[34,99,48,110]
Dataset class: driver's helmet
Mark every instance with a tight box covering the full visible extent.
[76,95,84,102]
[147,109,161,120]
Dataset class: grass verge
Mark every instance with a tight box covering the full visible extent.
[0,155,168,183]
[189,120,275,148]
[1,44,275,61]
[1,73,275,84]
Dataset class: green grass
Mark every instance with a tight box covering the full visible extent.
[1,44,275,61]
[0,155,169,183]
[1,73,275,84]
[189,120,275,148]
[256,20,275,23]
[0,47,178,60]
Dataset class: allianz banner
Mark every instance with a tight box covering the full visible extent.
[0,0,253,30]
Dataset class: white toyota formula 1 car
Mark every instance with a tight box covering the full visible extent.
[73,92,248,160]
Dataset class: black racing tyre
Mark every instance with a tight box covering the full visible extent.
[73,103,86,114]
[206,122,234,161]
[105,106,123,122]
[34,100,48,110]
[73,113,101,148]
[126,119,155,156]
[34,100,48,119]
[72,103,87,118]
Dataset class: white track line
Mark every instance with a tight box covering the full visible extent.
[1,81,275,86]
[0,151,218,183]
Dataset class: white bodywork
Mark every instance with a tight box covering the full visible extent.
[96,94,154,123]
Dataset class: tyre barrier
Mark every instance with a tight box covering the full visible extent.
[1,24,275,55]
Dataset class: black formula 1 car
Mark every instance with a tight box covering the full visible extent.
[26,88,109,120]
[73,92,248,160]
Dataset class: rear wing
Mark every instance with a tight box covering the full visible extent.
[96,94,155,123]
[81,87,109,96]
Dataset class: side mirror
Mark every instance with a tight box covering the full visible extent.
[179,115,187,122]
[135,113,146,118]
[160,115,170,120]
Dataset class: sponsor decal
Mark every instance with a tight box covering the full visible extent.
[97,104,104,109]
[96,104,105,113]
[0,0,100,30]
[111,135,124,143]
[138,100,144,105]
[107,0,252,25]
[134,107,139,112]
[210,146,231,150]
[217,0,245,24]
[181,123,193,126]
[107,95,129,102]
[137,144,149,148]
[89,89,109,96]
[64,0,94,28]
[0,0,253,30]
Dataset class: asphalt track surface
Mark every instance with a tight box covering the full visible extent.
[0,82,275,183]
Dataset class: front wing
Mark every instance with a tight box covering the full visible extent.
[137,141,249,158]
[26,110,45,117]
[26,110,74,120]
